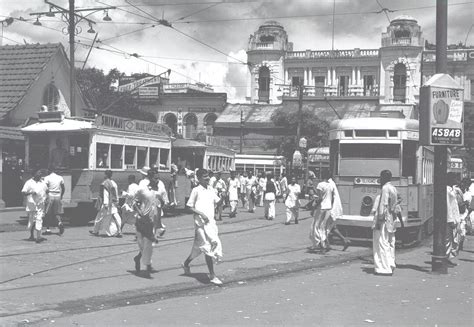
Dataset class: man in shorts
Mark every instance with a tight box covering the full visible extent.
[21,170,48,243]
[182,168,224,285]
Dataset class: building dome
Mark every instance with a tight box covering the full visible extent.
[260,20,284,29]
[391,15,417,23]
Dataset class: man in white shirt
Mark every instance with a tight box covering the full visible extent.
[246,171,257,213]
[22,170,48,243]
[227,171,240,218]
[44,168,65,235]
[284,176,300,225]
[213,172,226,221]
[239,171,249,209]
[182,169,224,285]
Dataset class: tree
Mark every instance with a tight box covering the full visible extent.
[76,68,156,122]
[266,108,330,165]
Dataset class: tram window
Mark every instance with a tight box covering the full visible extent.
[160,149,169,169]
[125,146,136,167]
[110,145,123,169]
[340,144,399,159]
[388,130,398,137]
[137,147,147,169]
[29,134,49,171]
[355,130,386,137]
[149,148,159,168]
[69,134,89,169]
[344,130,352,137]
[96,143,109,168]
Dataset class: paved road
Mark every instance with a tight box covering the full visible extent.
[0,203,472,326]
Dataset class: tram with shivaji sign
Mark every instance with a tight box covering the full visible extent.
[22,111,173,225]
[329,116,434,245]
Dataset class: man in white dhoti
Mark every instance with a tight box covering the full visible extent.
[132,168,164,278]
[372,170,397,276]
[239,171,249,209]
[227,171,240,218]
[214,172,226,221]
[90,170,122,237]
[182,169,224,285]
[284,176,300,225]
[309,170,335,251]
[246,171,257,213]
[326,177,351,251]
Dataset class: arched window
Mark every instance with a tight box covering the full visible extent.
[204,113,217,135]
[394,29,410,38]
[43,82,60,111]
[163,113,177,135]
[393,63,407,103]
[183,113,197,139]
[258,66,270,103]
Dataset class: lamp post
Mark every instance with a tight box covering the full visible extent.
[30,0,115,116]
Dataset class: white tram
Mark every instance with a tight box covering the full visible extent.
[21,111,172,224]
[329,116,434,245]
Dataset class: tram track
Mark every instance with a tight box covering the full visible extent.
[0,212,313,286]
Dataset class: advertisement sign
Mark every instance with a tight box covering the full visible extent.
[420,74,464,146]
[96,114,171,136]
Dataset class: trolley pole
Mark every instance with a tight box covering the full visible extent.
[431,0,448,274]
[240,109,244,154]
[68,0,76,116]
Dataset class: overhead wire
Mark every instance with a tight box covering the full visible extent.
[375,0,393,24]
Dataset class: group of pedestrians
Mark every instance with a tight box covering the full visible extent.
[21,168,65,243]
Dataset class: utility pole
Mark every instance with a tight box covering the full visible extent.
[296,84,303,145]
[30,0,115,116]
[432,0,448,274]
[240,109,244,154]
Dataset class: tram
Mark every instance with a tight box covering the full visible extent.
[21,110,173,225]
[328,116,434,245]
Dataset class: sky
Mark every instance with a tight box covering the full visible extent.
[1,0,473,102]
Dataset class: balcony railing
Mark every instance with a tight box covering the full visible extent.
[280,85,379,98]
[285,48,379,60]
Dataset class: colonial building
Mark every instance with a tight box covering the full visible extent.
[118,76,227,140]
[214,16,474,163]
[0,43,88,207]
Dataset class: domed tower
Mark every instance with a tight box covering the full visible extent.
[247,21,291,104]
[379,16,424,105]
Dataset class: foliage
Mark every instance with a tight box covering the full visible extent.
[76,68,156,122]
[266,108,330,164]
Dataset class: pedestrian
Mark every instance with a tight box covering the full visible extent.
[263,172,278,220]
[456,177,472,251]
[182,168,224,285]
[239,171,249,208]
[43,168,65,236]
[168,162,179,207]
[21,169,48,243]
[309,170,334,251]
[256,172,265,207]
[279,172,288,201]
[284,176,300,225]
[371,170,398,276]
[446,172,461,265]
[461,178,473,236]
[121,174,140,232]
[132,167,164,278]
[227,171,240,218]
[246,170,257,213]
[325,176,351,251]
[90,170,122,237]
[214,172,226,221]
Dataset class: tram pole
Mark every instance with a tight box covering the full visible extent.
[431,0,448,274]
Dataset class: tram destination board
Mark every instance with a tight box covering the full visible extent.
[420,74,464,146]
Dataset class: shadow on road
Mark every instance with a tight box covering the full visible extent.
[459,258,474,263]
[181,272,210,284]
[396,263,431,273]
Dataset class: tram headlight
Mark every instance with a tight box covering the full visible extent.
[360,196,373,216]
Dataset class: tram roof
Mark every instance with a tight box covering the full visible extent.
[329,117,419,131]
[21,118,94,132]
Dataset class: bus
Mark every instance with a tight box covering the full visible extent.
[328,116,434,245]
[234,154,285,178]
[22,111,173,225]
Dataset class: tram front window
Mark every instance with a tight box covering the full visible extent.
[149,148,159,168]
[125,146,136,168]
[137,147,147,169]
[340,144,399,159]
[160,149,169,169]
[111,145,123,169]
[96,143,109,168]
[29,134,49,171]
[69,134,89,169]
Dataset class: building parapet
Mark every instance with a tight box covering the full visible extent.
[280,85,379,98]
[285,48,379,60]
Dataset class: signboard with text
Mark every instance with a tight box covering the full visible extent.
[95,114,171,137]
[420,74,464,146]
